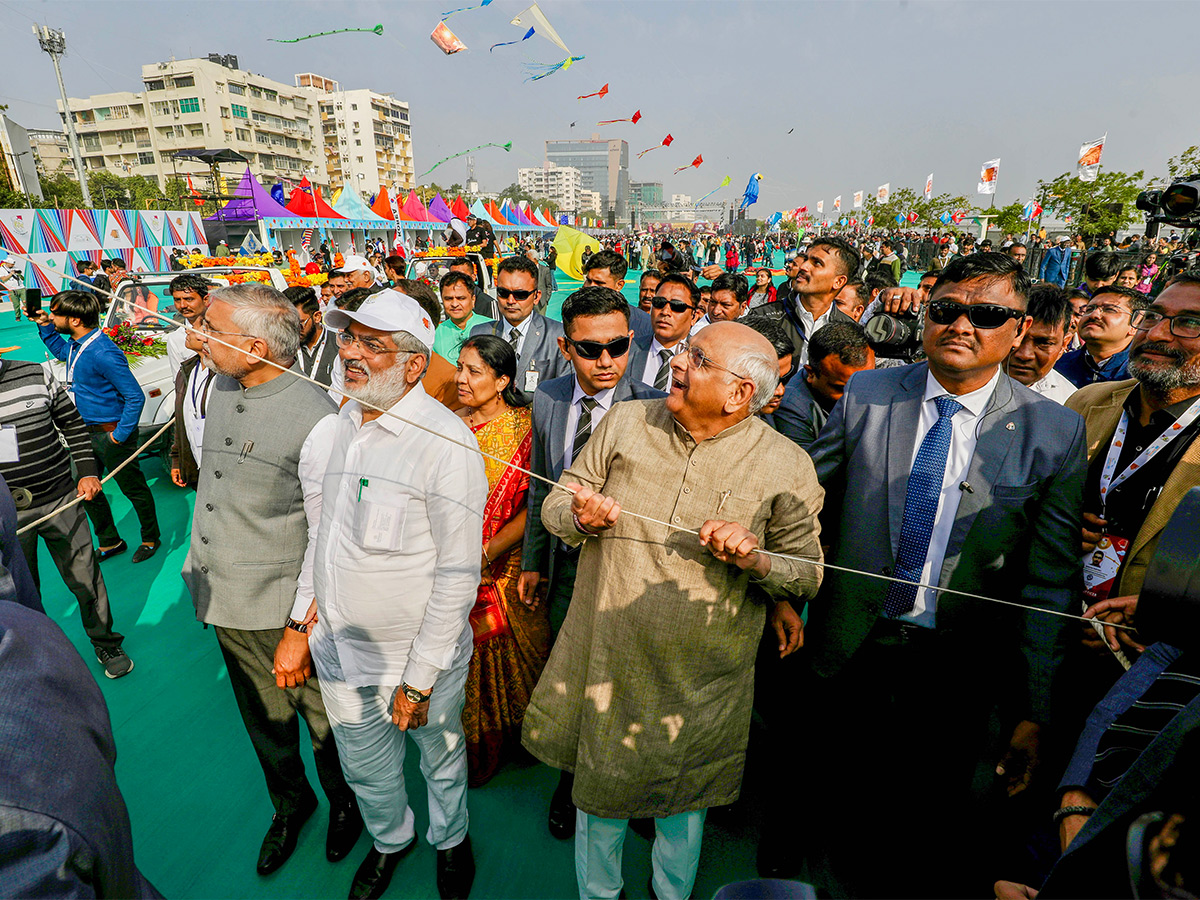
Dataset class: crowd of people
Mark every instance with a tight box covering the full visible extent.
[0,215,1198,900]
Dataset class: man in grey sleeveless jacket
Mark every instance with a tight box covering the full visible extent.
[182,284,362,877]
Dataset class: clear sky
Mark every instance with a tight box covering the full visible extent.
[2,0,1196,213]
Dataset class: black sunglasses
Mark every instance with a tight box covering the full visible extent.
[564,335,631,360]
[651,297,697,313]
[496,286,536,300]
[927,300,1025,330]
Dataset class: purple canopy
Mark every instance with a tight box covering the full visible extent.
[427,193,454,223]
[205,167,292,222]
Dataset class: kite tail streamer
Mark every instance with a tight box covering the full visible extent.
[269,24,383,43]
[442,0,493,18]
[694,186,723,205]
[636,147,661,159]
[490,26,535,51]
[524,55,585,82]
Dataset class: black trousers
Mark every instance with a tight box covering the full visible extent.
[83,431,160,546]
[215,625,355,816]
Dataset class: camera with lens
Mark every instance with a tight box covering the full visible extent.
[1137,174,1200,237]
[864,308,925,361]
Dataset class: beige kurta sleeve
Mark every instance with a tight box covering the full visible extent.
[749,445,824,602]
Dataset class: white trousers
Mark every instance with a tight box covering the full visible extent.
[575,808,706,900]
[319,653,471,853]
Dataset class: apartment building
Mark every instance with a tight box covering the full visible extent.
[57,54,327,193]
[296,73,413,198]
[517,161,583,212]
[26,128,71,177]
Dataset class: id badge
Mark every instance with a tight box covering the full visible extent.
[0,424,18,464]
[1082,534,1129,605]
[524,369,540,392]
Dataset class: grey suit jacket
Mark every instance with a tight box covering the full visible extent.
[628,305,653,341]
[470,310,571,386]
[772,376,828,450]
[520,372,665,592]
[806,363,1088,723]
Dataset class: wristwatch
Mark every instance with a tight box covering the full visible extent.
[284,617,309,634]
[401,683,431,704]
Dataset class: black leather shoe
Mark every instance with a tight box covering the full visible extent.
[349,839,417,900]
[131,541,160,563]
[326,800,364,862]
[96,539,127,561]
[437,835,475,900]
[548,775,575,840]
[256,794,318,875]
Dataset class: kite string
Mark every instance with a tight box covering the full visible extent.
[8,251,1132,632]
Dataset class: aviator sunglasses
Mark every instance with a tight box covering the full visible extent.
[564,335,631,360]
[496,286,536,300]
[927,300,1026,329]
[651,297,697,313]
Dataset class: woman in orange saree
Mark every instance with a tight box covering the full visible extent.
[455,335,551,786]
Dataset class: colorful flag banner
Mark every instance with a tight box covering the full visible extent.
[1022,200,1043,221]
[817,201,823,214]
[924,173,934,200]
[978,158,1000,195]
[853,190,863,209]
[877,183,890,203]
[1077,134,1106,182]
[833,195,842,211]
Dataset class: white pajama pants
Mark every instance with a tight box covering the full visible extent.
[575,808,706,900]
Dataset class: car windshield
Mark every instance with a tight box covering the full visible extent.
[110,282,183,333]
[407,256,477,287]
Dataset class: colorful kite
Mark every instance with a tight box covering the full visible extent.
[441,0,493,18]
[524,56,584,81]
[694,175,731,205]
[431,21,467,54]
[511,4,569,51]
[636,134,673,159]
[673,154,703,175]
[420,141,512,178]
[269,24,383,43]
[740,173,762,210]
[598,110,641,126]
[577,84,609,100]
[491,26,534,51]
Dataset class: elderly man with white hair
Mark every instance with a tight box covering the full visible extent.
[300,289,487,900]
[522,321,825,900]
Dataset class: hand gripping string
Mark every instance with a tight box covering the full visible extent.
[12,252,1133,632]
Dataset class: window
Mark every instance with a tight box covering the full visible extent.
[179,98,200,114]
[231,104,248,119]
[82,135,101,152]
[356,156,364,163]
[151,100,172,117]
[250,87,263,99]
[351,103,357,110]
[355,139,361,146]
[235,128,250,141]
[284,137,298,149]
[228,83,245,95]
[95,107,111,121]
[173,75,195,88]
[137,152,154,166]
[188,126,205,137]
[256,133,270,145]
[114,129,135,144]
[279,96,289,107]
[220,107,230,118]
[252,111,267,123]
[263,90,277,102]
[145,79,165,91]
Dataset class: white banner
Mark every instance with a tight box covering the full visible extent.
[877,183,890,203]
[1077,134,1106,182]
[833,195,842,211]
[978,158,1000,195]
[853,190,863,209]
[924,173,934,200]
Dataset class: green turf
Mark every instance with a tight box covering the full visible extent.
[5,311,782,899]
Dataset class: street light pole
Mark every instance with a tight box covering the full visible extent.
[34,23,92,207]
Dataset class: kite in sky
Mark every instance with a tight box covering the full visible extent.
[525,56,584,81]
[510,4,582,82]
[491,27,534,51]
[740,173,762,210]
[577,84,609,100]
[431,21,467,54]
[636,134,673,159]
[673,155,704,175]
[270,25,383,43]
[420,141,512,178]
[598,110,641,126]
[694,175,732,205]
[442,0,493,17]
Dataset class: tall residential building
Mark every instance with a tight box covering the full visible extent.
[57,54,326,194]
[630,181,663,207]
[295,74,413,198]
[26,128,71,178]
[545,136,629,224]
[579,189,601,215]
[517,162,583,212]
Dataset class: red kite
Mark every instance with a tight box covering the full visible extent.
[598,109,640,126]
[636,134,673,159]
[673,154,703,175]
[577,83,609,100]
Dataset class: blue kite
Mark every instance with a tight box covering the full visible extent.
[740,173,762,210]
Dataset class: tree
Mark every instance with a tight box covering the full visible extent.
[982,201,1030,237]
[1036,168,1145,240]
[39,172,83,208]
[1164,145,1200,184]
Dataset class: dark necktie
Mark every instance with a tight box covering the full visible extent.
[654,348,673,391]
[883,395,964,619]
[571,397,598,464]
[508,327,521,349]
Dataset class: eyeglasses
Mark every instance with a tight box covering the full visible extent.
[564,335,630,360]
[686,345,746,380]
[650,297,697,314]
[927,300,1026,330]
[496,286,536,301]
[1080,303,1132,320]
[335,330,400,356]
[1131,308,1200,339]
[199,319,254,339]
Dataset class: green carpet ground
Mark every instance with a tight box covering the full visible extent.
[4,300,788,899]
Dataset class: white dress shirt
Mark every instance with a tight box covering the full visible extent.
[307,382,487,690]
[292,413,341,619]
[502,314,531,357]
[181,362,214,466]
[563,378,617,465]
[690,313,711,337]
[639,337,684,388]
[901,368,1000,627]
[794,303,835,366]
[1027,367,1077,405]
[166,326,195,378]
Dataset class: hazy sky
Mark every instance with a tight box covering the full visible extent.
[3,0,1197,213]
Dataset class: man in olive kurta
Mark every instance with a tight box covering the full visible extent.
[522,322,824,900]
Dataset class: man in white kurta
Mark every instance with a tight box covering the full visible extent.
[305,290,487,900]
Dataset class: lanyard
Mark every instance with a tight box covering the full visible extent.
[65,331,102,388]
[188,363,213,418]
[1098,402,1200,511]
[300,330,326,377]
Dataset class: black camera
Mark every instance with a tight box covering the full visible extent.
[1136,174,1200,237]
[864,309,924,361]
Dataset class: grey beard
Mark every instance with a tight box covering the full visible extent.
[1128,351,1200,395]
[342,359,410,411]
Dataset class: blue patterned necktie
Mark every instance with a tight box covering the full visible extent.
[883,395,964,619]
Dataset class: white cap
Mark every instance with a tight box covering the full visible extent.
[949,242,959,253]
[336,254,373,275]
[1058,234,1072,243]
[324,289,436,348]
